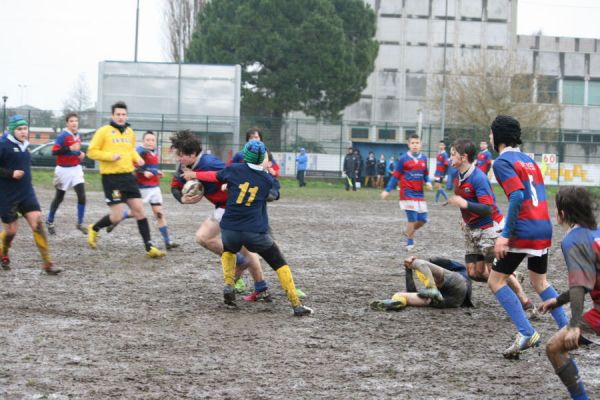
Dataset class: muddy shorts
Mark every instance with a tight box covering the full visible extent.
[464,225,498,262]
[435,270,469,308]
[580,308,600,345]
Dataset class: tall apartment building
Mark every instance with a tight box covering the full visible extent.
[289,0,600,156]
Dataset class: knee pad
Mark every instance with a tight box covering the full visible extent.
[259,243,287,270]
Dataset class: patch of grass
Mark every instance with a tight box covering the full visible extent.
[32,168,600,203]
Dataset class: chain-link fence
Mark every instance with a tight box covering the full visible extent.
[6,107,600,185]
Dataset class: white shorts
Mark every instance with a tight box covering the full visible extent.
[140,186,163,205]
[399,200,428,213]
[54,165,84,191]
[211,207,225,223]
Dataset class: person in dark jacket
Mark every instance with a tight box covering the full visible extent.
[343,147,359,191]
[0,115,62,274]
[376,154,386,189]
[364,151,377,188]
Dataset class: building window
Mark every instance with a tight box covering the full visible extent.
[378,128,396,140]
[406,74,427,98]
[562,79,585,105]
[537,76,558,104]
[511,74,533,103]
[404,128,416,141]
[351,127,369,139]
[589,80,600,106]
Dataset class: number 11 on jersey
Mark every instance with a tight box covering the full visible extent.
[236,182,259,206]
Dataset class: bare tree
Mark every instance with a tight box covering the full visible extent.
[427,50,561,140]
[62,73,92,113]
[164,0,205,62]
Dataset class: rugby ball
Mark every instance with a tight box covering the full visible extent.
[182,180,204,197]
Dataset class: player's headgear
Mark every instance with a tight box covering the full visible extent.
[243,140,266,165]
[8,115,28,132]
[490,115,522,152]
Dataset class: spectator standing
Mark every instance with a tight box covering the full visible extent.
[295,148,307,187]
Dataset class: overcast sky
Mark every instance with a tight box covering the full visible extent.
[0,0,599,112]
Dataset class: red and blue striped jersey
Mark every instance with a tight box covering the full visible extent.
[476,149,492,174]
[492,149,552,250]
[434,150,449,177]
[135,146,160,188]
[52,130,82,167]
[453,166,503,229]
[171,153,228,208]
[392,152,429,201]
[561,226,600,309]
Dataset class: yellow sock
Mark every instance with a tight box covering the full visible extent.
[391,293,408,307]
[0,231,5,256]
[221,252,236,286]
[415,270,434,288]
[276,265,301,307]
[33,230,51,264]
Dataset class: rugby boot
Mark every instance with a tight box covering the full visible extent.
[502,331,541,359]
[369,299,406,312]
[293,305,313,317]
[523,301,541,321]
[43,262,63,275]
[243,289,273,302]
[223,284,236,306]
[146,246,166,258]
[87,224,98,249]
[234,278,247,293]
[75,224,88,235]
[166,242,180,250]
[1,256,10,270]
[46,222,56,235]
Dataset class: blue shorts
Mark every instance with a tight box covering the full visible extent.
[405,210,428,223]
[221,229,274,253]
[0,196,41,223]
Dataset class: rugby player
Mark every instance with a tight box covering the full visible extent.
[488,115,567,359]
[45,112,87,235]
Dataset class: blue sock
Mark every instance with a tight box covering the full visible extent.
[540,286,569,329]
[438,189,448,201]
[495,285,535,337]
[236,253,247,266]
[435,190,440,203]
[407,238,414,246]
[158,226,170,245]
[47,210,56,224]
[77,203,85,225]
[123,209,130,219]
[255,280,268,292]
[557,358,588,400]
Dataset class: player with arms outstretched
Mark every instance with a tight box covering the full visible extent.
[488,115,567,359]
[170,130,269,298]
[196,140,312,316]
[381,134,432,251]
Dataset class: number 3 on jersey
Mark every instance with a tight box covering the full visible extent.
[236,182,259,206]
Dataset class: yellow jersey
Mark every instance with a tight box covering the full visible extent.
[88,123,142,175]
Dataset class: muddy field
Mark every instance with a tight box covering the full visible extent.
[0,187,598,399]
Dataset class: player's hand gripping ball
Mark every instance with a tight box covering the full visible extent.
[182,180,204,198]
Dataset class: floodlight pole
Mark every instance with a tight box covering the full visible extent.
[2,96,7,132]
[440,0,449,140]
[134,0,140,62]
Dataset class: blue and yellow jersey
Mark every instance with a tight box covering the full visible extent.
[217,163,280,233]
